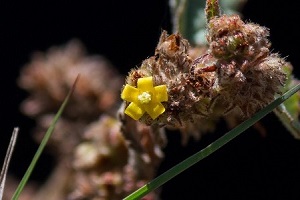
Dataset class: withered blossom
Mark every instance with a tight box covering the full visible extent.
[121,13,288,140]
[18,39,123,120]
[69,115,162,200]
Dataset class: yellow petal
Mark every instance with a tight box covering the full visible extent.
[145,102,165,119]
[124,102,145,120]
[137,77,154,91]
[121,85,139,102]
[154,85,168,102]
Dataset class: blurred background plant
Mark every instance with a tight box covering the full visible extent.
[2,0,300,199]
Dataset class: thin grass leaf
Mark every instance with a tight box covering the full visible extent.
[124,83,300,200]
[0,127,19,200]
[11,75,79,200]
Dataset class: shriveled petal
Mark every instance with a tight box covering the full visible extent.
[145,102,165,119]
[137,77,154,91]
[154,85,168,102]
[124,102,145,120]
[121,84,139,102]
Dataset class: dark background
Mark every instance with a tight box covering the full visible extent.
[2,0,300,199]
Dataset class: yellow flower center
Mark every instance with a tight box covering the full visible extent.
[138,92,152,104]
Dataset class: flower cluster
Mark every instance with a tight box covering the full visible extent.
[69,115,162,200]
[121,14,288,140]
[18,39,123,120]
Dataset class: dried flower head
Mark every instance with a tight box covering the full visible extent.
[122,31,203,128]
[18,39,123,120]
[121,13,288,140]
[70,115,161,200]
[203,14,287,118]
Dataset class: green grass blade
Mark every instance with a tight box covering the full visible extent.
[0,127,19,200]
[124,83,300,200]
[11,75,79,200]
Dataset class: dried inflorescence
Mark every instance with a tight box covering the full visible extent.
[69,115,162,200]
[69,115,128,200]
[123,31,201,127]
[121,13,288,139]
[17,39,125,159]
[18,39,123,120]
[204,14,287,119]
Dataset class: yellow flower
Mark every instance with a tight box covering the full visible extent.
[121,77,168,120]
